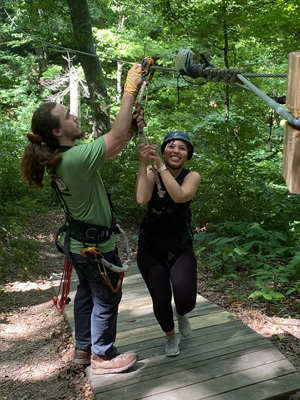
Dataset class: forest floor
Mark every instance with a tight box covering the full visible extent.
[0,210,300,400]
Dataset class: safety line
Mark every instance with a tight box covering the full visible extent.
[3,6,177,72]
[3,7,287,77]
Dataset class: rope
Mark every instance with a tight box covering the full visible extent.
[6,7,297,125]
[52,258,72,313]
[115,224,131,269]
[137,70,165,198]
[3,8,287,78]
[177,51,300,128]
[182,65,287,83]
[242,73,287,78]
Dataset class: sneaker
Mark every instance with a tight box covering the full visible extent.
[73,348,91,365]
[91,352,137,375]
[165,335,180,357]
[173,304,192,337]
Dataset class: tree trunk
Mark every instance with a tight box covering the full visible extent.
[67,0,110,137]
[35,46,48,75]
[70,66,80,119]
[223,19,230,123]
[116,13,126,103]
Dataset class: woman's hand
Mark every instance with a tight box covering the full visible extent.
[138,143,150,165]
[147,144,164,169]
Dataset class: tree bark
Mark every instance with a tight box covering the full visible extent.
[223,19,230,123]
[116,13,126,103]
[35,46,48,74]
[67,0,110,137]
[70,66,80,119]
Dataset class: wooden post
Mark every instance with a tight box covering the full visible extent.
[282,51,300,193]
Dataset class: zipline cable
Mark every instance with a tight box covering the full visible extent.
[5,7,299,126]
[3,7,287,78]
[176,49,300,128]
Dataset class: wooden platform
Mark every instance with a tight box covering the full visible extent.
[60,263,300,400]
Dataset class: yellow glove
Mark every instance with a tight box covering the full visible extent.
[124,63,142,98]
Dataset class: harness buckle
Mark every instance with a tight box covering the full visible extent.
[85,227,109,240]
[152,209,162,215]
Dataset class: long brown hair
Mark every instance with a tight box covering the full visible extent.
[21,102,63,188]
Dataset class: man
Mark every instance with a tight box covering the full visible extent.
[21,64,145,374]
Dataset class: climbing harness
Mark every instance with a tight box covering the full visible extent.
[139,169,193,264]
[81,247,124,293]
[51,146,130,310]
[51,178,119,264]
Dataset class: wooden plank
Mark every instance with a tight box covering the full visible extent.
[118,320,262,354]
[138,366,299,400]
[82,261,300,400]
[114,311,236,347]
[282,50,300,193]
[286,50,300,118]
[282,123,300,193]
[204,373,300,400]
[117,303,223,332]
[89,344,275,397]
[119,292,152,308]
[88,318,274,391]
[91,351,295,400]
[88,336,273,394]
[119,294,221,313]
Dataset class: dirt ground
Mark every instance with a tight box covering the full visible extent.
[1,216,300,400]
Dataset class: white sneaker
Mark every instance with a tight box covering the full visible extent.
[173,304,192,337]
[165,335,180,357]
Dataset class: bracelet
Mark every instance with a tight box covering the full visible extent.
[157,165,167,173]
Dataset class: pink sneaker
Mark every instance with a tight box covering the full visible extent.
[91,352,137,374]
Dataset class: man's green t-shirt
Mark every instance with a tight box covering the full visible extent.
[56,136,116,254]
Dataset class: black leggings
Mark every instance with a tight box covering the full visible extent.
[137,244,198,333]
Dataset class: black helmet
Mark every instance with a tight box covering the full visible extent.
[161,130,194,160]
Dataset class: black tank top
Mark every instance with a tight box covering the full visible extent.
[140,169,192,256]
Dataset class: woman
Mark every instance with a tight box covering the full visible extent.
[135,130,201,357]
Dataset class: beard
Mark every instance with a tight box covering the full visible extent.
[75,128,85,139]
[65,126,85,141]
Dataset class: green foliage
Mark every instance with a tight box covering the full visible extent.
[0,235,40,281]
[0,213,41,281]
[100,141,145,226]
[194,221,300,302]
[1,0,300,313]
[0,119,28,211]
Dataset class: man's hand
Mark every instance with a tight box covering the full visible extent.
[124,64,143,98]
[128,104,146,137]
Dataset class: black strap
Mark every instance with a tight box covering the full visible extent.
[139,169,193,263]
[51,180,72,218]
[51,145,119,261]
[59,146,73,152]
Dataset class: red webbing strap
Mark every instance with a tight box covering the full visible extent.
[52,258,73,313]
